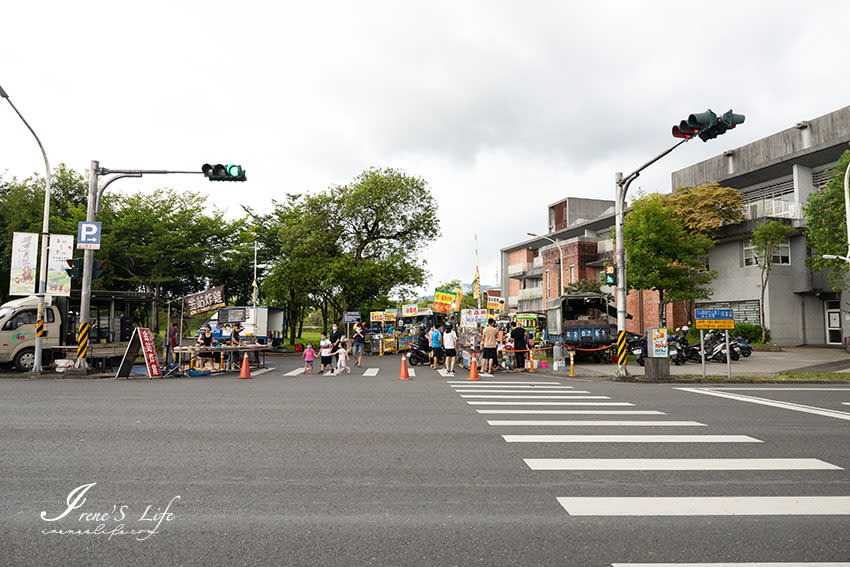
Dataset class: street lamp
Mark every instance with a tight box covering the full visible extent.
[528,232,563,299]
[0,84,52,374]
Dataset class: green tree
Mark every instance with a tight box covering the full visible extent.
[624,193,715,326]
[667,182,746,234]
[803,147,850,285]
[751,220,797,343]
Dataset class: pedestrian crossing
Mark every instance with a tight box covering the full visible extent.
[447,377,850,564]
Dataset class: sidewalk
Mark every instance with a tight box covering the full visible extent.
[537,346,850,379]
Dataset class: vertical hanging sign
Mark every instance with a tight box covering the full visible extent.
[9,232,38,296]
[47,234,74,296]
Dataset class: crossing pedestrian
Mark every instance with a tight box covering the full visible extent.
[352,320,366,366]
[319,332,333,374]
[481,318,499,374]
[429,323,443,369]
[510,321,527,371]
[329,323,342,366]
[443,322,458,375]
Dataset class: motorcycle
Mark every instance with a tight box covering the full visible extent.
[407,342,445,366]
[736,335,753,357]
[628,335,647,367]
[667,336,686,365]
[704,329,739,362]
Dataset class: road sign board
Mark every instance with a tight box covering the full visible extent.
[343,311,361,323]
[77,221,102,250]
[695,308,733,320]
[694,319,735,330]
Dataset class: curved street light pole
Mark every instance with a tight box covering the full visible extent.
[528,232,564,299]
[0,85,52,374]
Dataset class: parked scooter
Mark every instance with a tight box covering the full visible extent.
[407,342,445,366]
[628,335,647,367]
[736,335,753,357]
[703,329,739,362]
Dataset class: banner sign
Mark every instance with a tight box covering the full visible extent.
[461,308,488,327]
[694,308,735,330]
[649,328,668,358]
[384,309,397,322]
[183,285,226,317]
[9,232,38,296]
[116,327,162,379]
[343,311,361,323]
[370,311,384,322]
[46,234,74,296]
[517,313,538,329]
[402,304,419,317]
[433,289,458,314]
[487,296,505,311]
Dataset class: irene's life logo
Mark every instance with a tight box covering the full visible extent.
[40,482,180,541]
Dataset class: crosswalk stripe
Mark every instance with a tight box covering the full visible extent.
[284,368,305,376]
[447,381,560,385]
[478,372,494,377]
[612,563,850,566]
[451,383,571,388]
[437,369,450,377]
[525,458,841,471]
[558,496,850,516]
[503,435,761,443]
[460,394,608,399]
[453,389,583,394]
[489,420,705,427]
[363,368,379,376]
[477,410,665,415]
[468,401,634,406]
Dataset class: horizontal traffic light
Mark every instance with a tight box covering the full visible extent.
[202,163,247,182]
[672,109,744,142]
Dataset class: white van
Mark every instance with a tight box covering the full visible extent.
[0,296,61,370]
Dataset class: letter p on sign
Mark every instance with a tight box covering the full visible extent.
[77,221,102,250]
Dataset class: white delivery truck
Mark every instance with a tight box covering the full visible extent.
[0,296,61,370]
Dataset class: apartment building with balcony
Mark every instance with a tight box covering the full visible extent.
[671,104,850,346]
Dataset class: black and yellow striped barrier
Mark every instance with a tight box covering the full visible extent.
[36,317,44,338]
[77,322,89,360]
[617,330,627,367]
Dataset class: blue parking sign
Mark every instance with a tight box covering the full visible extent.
[77,221,102,250]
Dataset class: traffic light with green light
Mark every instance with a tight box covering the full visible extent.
[202,163,247,181]
[604,264,617,285]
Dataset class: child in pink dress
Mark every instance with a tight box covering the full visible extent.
[302,344,316,373]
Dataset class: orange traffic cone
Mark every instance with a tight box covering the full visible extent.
[468,356,480,381]
[239,352,251,379]
[399,355,411,380]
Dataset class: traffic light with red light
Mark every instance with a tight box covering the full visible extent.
[672,109,744,142]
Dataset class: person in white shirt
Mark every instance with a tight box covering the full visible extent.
[443,323,458,375]
[333,344,351,375]
[319,332,333,374]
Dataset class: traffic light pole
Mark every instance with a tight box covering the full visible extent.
[75,162,202,371]
[614,138,688,379]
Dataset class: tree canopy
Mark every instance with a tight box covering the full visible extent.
[803,147,850,285]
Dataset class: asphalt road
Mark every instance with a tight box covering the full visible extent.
[1,354,849,566]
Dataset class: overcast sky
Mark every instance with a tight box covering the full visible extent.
[2,1,849,293]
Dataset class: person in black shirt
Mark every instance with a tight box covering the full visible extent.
[329,324,342,365]
[352,321,366,367]
[510,321,527,371]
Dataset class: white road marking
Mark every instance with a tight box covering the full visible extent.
[451,383,571,388]
[718,387,850,391]
[489,420,704,427]
[363,368,379,376]
[503,434,761,443]
[454,389,585,394]
[525,458,841,471]
[252,368,272,376]
[678,387,850,422]
[477,372,494,378]
[477,409,665,415]
[460,394,607,399]
[468,401,634,406]
[558,496,850,516]
[446,380,561,385]
[284,368,305,376]
[612,563,850,566]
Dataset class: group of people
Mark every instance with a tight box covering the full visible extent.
[301,320,368,375]
[480,318,532,373]
[194,322,242,371]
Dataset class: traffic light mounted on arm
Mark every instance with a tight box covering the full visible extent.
[672,109,744,142]
[202,163,247,181]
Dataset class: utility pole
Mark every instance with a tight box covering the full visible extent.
[74,162,246,372]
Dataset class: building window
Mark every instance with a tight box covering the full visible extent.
[570,264,576,283]
[743,239,790,266]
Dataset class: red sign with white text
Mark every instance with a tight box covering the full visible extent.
[138,327,162,378]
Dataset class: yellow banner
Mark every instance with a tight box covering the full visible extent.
[694,319,735,330]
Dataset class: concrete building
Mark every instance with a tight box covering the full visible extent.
[671,104,850,346]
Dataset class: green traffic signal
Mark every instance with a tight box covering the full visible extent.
[202,163,247,182]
